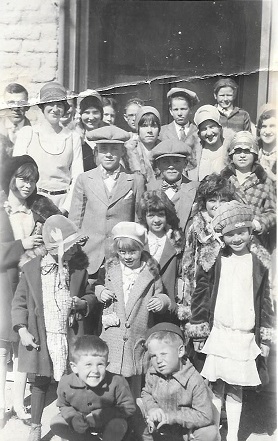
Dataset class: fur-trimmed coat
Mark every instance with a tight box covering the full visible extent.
[0,191,60,342]
[11,251,97,378]
[94,252,171,377]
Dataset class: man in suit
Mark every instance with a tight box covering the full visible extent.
[160,87,202,181]
[69,125,145,278]
[147,139,199,232]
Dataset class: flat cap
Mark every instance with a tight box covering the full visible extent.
[152,139,192,161]
[167,88,199,107]
[89,125,130,144]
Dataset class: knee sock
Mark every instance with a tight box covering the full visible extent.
[31,376,51,424]
[226,395,242,441]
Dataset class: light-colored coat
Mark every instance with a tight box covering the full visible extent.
[95,255,170,377]
[69,166,145,274]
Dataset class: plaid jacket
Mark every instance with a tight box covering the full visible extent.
[221,163,276,234]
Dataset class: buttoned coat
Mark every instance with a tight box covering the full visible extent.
[159,122,202,181]
[69,166,145,274]
[11,256,97,377]
[95,254,170,377]
[147,176,199,233]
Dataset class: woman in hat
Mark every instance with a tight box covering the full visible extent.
[125,106,161,183]
[221,131,276,252]
[0,155,60,426]
[13,82,84,214]
[11,215,97,441]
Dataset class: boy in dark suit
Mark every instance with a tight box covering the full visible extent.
[69,125,145,278]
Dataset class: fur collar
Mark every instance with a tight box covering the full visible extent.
[222,162,267,183]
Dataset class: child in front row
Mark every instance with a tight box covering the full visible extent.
[95,221,171,399]
[50,335,136,441]
[139,190,184,323]
[187,201,274,441]
[139,322,218,441]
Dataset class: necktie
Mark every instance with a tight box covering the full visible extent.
[180,126,186,142]
[161,180,180,192]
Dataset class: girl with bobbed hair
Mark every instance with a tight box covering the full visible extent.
[102,96,118,126]
[256,107,276,182]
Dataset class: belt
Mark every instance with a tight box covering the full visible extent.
[38,188,68,196]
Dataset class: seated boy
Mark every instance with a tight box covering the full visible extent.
[50,335,136,441]
[159,87,201,180]
[139,323,218,441]
[148,139,199,232]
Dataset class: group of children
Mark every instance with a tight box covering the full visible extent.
[0,77,276,441]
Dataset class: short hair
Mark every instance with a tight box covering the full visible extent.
[5,83,28,98]
[196,173,236,212]
[256,108,276,147]
[9,163,39,193]
[138,113,161,132]
[124,97,144,113]
[70,335,109,363]
[103,97,118,111]
[139,190,179,230]
[146,331,184,348]
[168,95,190,109]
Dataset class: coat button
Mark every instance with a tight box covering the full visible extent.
[88,402,92,406]
[125,322,130,328]
[123,336,128,341]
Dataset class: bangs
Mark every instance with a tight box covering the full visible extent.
[139,113,160,128]
[114,237,143,252]
[15,163,39,182]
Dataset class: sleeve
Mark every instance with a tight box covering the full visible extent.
[133,172,146,221]
[12,126,33,156]
[243,110,252,132]
[0,240,24,271]
[185,264,211,340]
[68,174,87,229]
[62,132,84,213]
[11,272,29,329]
[141,370,160,413]
[254,178,276,233]
[153,276,171,312]
[167,373,214,429]
[259,268,275,346]
[56,376,80,422]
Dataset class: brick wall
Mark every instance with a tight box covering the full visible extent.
[0,0,60,119]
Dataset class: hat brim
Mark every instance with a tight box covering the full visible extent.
[95,140,125,144]
[221,221,253,235]
[50,233,89,255]
[154,153,188,160]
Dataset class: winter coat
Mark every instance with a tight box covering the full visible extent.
[69,165,145,274]
[57,371,136,428]
[11,254,97,377]
[0,191,60,342]
[95,253,171,377]
[141,359,214,430]
[216,106,251,133]
[221,163,276,250]
[147,175,199,232]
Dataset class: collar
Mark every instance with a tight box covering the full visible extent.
[149,359,193,387]
[261,148,276,157]
[120,260,145,276]
[68,371,109,390]
[4,199,31,215]
[148,230,167,243]
[100,164,121,179]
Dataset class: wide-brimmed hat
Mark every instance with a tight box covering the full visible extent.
[167,87,199,107]
[212,201,253,235]
[152,139,192,161]
[1,155,38,194]
[112,222,147,247]
[194,105,222,127]
[228,131,259,156]
[134,106,161,131]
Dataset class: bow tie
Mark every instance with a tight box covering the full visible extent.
[161,180,180,192]
[102,168,120,180]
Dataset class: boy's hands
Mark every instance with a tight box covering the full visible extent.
[100,289,115,303]
[260,343,270,358]
[147,408,168,431]
[71,413,89,433]
[147,297,163,312]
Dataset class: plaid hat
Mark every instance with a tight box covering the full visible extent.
[90,125,130,144]
[213,78,238,94]
[194,105,222,127]
[228,131,259,156]
[43,215,88,254]
[39,82,68,105]
[145,322,184,341]
[167,88,199,107]
[134,106,161,131]
[152,139,192,161]
[1,155,38,194]
[212,201,253,235]
[112,222,147,247]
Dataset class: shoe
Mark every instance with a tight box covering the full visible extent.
[28,423,42,441]
[13,406,31,424]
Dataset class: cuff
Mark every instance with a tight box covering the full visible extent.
[185,322,210,338]
[260,327,273,344]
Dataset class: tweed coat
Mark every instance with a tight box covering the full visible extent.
[69,165,145,274]
[221,163,276,248]
[0,191,60,343]
[147,176,199,233]
[159,122,202,181]
[11,255,97,377]
[216,106,251,133]
[95,254,171,377]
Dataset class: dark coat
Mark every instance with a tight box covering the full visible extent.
[0,191,60,342]
[11,256,97,377]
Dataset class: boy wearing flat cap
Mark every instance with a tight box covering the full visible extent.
[159,87,201,181]
[139,322,218,441]
[69,125,145,278]
[213,78,251,132]
[147,139,199,232]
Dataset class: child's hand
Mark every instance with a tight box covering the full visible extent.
[71,413,89,433]
[193,340,205,352]
[147,297,163,312]
[147,408,167,424]
[22,235,43,250]
[260,343,270,358]
[100,289,115,303]
[69,296,87,311]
